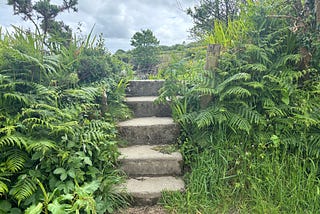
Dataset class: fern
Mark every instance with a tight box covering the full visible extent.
[241,63,268,73]
[226,111,252,134]
[5,149,28,172]
[10,175,37,205]
[0,136,28,149]
[238,106,266,125]
[22,118,54,131]
[194,104,227,128]
[64,87,99,102]
[0,180,8,196]
[27,139,57,154]
[3,93,30,105]
[220,86,251,100]
[216,73,251,93]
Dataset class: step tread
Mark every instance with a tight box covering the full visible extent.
[125,176,184,194]
[119,145,182,160]
[129,80,165,82]
[125,96,159,102]
[118,117,175,127]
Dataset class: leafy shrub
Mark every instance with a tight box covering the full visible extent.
[0,28,130,213]
[159,1,320,212]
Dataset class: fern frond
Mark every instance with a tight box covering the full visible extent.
[226,112,251,133]
[276,54,301,68]
[308,130,320,158]
[50,121,77,136]
[0,125,16,136]
[195,105,227,128]
[239,107,266,125]
[244,81,264,89]
[27,139,57,154]
[32,103,70,119]
[220,86,251,100]
[5,149,28,172]
[64,86,99,102]
[88,120,114,131]
[3,93,30,105]
[0,136,28,149]
[22,118,53,130]
[245,44,272,65]
[216,73,251,93]
[194,87,217,95]
[0,180,8,196]
[265,106,288,118]
[10,175,37,205]
[241,63,267,73]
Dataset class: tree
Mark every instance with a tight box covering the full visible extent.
[7,0,78,41]
[186,0,244,38]
[130,29,160,74]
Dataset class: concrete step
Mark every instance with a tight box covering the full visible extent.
[126,80,165,97]
[117,117,179,145]
[125,96,171,117]
[119,145,183,176]
[120,176,185,205]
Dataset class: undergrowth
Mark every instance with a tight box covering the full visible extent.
[158,0,320,213]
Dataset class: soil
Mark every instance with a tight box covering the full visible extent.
[115,205,168,214]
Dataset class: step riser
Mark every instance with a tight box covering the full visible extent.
[120,160,182,176]
[126,80,164,97]
[126,101,171,117]
[118,124,180,145]
[123,177,185,206]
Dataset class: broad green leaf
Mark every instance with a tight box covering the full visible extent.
[48,199,72,214]
[67,169,76,178]
[53,168,66,175]
[83,157,92,166]
[0,200,11,211]
[24,203,43,214]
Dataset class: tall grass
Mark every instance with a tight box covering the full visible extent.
[162,138,320,213]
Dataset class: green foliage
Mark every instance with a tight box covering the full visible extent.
[186,0,245,38]
[0,27,131,212]
[8,0,78,39]
[160,0,320,212]
[130,29,160,75]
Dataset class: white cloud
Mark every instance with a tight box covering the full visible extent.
[0,0,196,52]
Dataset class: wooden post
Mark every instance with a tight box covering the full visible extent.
[200,44,221,109]
[205,44,221,71]
[316,0,320,30]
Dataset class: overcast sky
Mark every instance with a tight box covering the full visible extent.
[0,0,196,53]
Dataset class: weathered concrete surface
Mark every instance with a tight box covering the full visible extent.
[121,176,185,205]
[117,117,179,145]
[126,80,165,97]
[125,96,171,117]
[119,145,182,176]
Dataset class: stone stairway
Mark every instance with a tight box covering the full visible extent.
[117,80,185,205]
